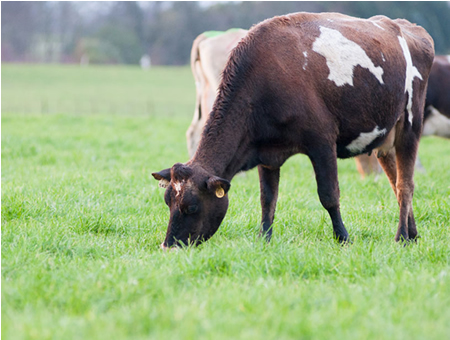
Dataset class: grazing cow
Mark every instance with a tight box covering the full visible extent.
[187,28,248,157]
[422,55,450,137]
[153,12,434,248]
[355,55,450,177]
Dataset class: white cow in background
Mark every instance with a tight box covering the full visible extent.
[186,28,248,157]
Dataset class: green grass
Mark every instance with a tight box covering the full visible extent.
[2,64,450,339]
[1,64,195,116]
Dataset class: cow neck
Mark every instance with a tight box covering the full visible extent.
[191,104,253,181]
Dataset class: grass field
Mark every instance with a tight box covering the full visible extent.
[2,64,450,339]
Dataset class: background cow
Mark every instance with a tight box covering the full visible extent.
[422,55,450,138]
[186,28,248,157]
[155,12,434,248]
[355,55,450,178]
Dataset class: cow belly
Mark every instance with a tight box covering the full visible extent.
[345,126,387,153]
[336,125,391,158]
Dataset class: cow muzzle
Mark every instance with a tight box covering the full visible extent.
[160,242,180,252]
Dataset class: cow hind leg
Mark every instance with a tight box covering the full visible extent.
[309,145,349,243]
[393,131,420,242]
[378,149,418,242]
[258,165,280,242]
[377,150,397,195]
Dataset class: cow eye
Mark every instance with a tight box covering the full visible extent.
[186,205,198,215]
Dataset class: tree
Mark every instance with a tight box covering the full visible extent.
[2,1,450,65]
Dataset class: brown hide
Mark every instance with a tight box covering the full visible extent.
[154,12,434,247]
[355,55,450,177]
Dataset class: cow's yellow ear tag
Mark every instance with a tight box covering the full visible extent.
[215,187,225,198]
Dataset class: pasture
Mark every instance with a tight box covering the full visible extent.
[2,64,450,339]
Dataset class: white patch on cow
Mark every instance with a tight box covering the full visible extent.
[302,51,308,70]
[381,52,386,62]
[173,181,182,197]
[312,26,384,86]
[398,35,423,126]
[371,22,385,30]
[346,126,387,153]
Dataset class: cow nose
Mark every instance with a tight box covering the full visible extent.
[161,242,179,252]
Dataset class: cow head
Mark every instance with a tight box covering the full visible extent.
[152,163,231,249]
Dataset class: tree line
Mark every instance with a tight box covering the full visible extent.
[2,1,450,66]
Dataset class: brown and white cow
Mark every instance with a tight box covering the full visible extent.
[154,12,434,248]
[355,55,450,178]
[422,55,450,137]
[187,29,248,157]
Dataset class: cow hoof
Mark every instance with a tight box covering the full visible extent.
[258,230,273,243]
[409,234,421,244]
[335,234,351,245]
[395,235,419,246]
[395,235,406,243]
[409,231,420,241]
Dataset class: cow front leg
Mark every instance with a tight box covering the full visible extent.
[258,165,280,242]
[309,146,349,243]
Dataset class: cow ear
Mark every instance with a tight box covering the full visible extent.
[152,168,171,189]
[207,176,231,198]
